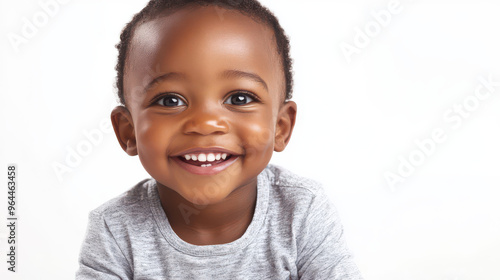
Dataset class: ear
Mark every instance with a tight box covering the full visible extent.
[274,101,297,152]
[110,106,137,156]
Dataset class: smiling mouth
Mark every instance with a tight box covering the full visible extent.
[177,154,234,167]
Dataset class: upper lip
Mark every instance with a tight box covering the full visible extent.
[171,147,241,157]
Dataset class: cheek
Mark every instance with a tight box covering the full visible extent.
[240,118,275,156]
[135,116,174,161]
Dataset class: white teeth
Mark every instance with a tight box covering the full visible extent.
[181,152,231,162]
[207,153,215,162]
[198,154,207,162]
[201,163,212,167]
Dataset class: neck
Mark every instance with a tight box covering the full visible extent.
[156,178,258,240]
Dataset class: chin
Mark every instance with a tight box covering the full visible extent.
[181,186,231,206]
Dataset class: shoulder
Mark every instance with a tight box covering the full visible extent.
[79,178,155,269]
[88,178,154,221]
[264,164,332,215]
[265,163,328,200]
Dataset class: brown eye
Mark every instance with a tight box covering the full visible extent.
[156,95,186,107]
[224,92,255,105]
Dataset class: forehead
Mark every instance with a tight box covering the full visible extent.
[124,5,284,105]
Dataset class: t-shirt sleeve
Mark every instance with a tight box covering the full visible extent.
[296,186,364,280]
[75,210,133,280]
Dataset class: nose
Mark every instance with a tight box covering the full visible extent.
[182,106,230,135]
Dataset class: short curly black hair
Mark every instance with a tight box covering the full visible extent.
[115,0,294,106]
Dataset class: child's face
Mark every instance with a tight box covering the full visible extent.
[111,5,296,205]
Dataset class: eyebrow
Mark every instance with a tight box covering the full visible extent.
[144,69,268,92]
[144,72,186,92]
[219,69,268,92]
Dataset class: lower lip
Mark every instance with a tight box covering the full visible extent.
[172,155,239,175]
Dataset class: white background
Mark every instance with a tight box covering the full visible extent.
[1,0,499,279]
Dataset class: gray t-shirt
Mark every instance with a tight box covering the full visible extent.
[76,164,363,279]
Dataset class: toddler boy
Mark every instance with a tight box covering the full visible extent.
[76,0,363,279]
